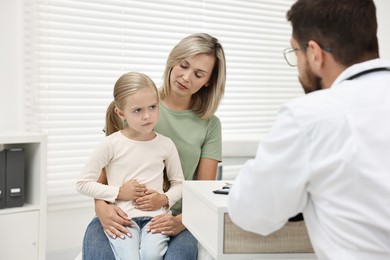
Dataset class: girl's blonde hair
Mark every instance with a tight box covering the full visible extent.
[105,72,157,136]
[159,33,226,120]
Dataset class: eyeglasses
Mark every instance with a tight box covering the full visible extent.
[283,47,303,67]
[283,44,332,67]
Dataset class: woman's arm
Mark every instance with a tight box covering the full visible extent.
[97,168,108,184]
[196,157,219,180]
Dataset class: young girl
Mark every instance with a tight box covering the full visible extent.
[77,72,184,260]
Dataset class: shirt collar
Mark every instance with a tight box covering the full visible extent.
[332,58,390,87]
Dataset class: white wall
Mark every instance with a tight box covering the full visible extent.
[46,207,95,260]
[0,0,23,131]
[1,1,389,259]
[375,0,390,59]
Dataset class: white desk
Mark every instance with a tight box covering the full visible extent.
[183,180,316,260]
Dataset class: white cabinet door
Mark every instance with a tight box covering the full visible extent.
[0,211,39,260]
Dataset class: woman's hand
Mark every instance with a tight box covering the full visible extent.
[117,180,147,201]
[134,189,168,211]
[95,199,133,239]
[146,214,185,236]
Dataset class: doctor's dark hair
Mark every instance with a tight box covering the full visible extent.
[287,0,379,67]
[105,72,158,136]
[159,33,226,120]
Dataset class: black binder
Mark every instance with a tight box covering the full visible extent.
[0,150,5,209]
[5,148,25,208]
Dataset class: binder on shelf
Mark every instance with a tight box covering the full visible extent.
[0,150,5,209]
[5,148,25,208]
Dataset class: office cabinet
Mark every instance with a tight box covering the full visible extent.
[0,132,47,260]
[0,211,39,259]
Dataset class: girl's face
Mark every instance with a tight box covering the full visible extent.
[169,53,215,98]
[115,88,159,140]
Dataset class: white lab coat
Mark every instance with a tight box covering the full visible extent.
[228,58,390,260]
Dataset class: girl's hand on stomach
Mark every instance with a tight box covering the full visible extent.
[117,180,147,201]
[134,189,167,211]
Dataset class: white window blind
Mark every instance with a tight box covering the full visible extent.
[23,0,302,210]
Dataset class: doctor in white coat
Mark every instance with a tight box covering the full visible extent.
[228,0,390,259]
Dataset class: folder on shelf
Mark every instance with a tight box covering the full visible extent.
[0,150,5,209]
[5,148,25,208]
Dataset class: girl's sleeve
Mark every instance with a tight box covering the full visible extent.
[76,140,119,203]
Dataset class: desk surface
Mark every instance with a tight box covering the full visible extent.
[184,180,231,211]
[183,180,316,260]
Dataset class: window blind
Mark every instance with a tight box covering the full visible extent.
[23,0,302,210]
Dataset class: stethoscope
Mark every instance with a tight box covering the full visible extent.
[346,67,390,80]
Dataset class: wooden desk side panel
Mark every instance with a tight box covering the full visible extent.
[223,214,314,254]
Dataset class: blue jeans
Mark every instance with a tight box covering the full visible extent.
[83,217,198,260]
[105,217,169,260]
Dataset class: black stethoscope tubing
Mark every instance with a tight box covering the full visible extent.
[346,67,390,80]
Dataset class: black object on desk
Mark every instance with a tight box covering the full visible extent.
[288,213,304,222]
[213,183,232,195]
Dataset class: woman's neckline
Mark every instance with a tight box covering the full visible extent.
[160,100,191,112]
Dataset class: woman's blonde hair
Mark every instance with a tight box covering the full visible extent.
[159,33,226,120]
[105,72,157,136]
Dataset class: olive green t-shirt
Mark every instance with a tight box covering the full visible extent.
[155,102,222,215]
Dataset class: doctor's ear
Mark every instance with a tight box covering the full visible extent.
[307,40,326,68]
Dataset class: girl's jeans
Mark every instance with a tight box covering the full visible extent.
[83,217,198,260]
[105,217,168,260]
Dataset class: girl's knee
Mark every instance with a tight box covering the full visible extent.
[140,248,165,260]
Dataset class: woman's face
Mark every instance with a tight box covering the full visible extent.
[169,53,215,98]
